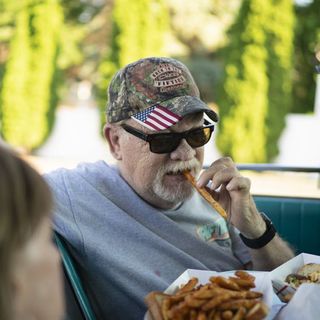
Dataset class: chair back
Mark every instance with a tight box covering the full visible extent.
[54,232,97,320]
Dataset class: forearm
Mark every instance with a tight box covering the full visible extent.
[248,234,295,271]
[238,201,295,271]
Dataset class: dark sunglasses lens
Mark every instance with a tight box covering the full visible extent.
[149,135,180,153]
[187,127,213,148]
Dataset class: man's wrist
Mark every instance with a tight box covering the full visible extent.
[241,211,267,239]
[239,213,277,249]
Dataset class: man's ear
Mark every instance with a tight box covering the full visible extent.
[103,124,122,160]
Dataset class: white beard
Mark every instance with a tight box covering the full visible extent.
[152,158,202,204]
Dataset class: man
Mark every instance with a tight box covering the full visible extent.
[46,57,294,320]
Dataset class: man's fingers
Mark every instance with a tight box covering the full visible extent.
[198,163,239,189]
[226,177,251,192]
[197,166,226,188]
[209,167,240,190]
[197,157,245,190]
[204,186,220,201]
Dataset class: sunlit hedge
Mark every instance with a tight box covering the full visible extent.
[97,0,169,126]
[292,1,320,114]
[0,0,63,151]
[265,0,294,160]
[217,0,294,163]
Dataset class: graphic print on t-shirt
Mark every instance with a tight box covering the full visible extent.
[197,218,232,247]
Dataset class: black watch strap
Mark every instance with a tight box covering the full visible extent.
[239,213,276,249]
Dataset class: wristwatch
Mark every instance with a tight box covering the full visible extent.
[239,213,277,249]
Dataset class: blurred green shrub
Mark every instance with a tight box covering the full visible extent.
[180,56,222,104]
[264,0,295,160]
[96,0,169,126]
[292,0,320,113]
[0,0,63,151]
[216,0,294,163]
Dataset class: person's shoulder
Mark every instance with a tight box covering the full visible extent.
[75,160,112,176]
[44,160,112,186]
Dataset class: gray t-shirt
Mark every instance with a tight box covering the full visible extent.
[45,161,250,320]
[163,193,250,265]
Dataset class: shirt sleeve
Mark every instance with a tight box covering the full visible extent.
[45,170,85,256]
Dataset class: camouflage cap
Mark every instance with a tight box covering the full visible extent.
[107,57,218,127]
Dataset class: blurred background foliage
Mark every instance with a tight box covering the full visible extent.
[96,0,169,126]
[0,0,319,162]
[216,0,295,162]
[0,0,63,150]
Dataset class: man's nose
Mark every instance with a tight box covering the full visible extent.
[170,139,196,161]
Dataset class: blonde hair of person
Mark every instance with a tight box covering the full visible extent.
[0,145,53,319]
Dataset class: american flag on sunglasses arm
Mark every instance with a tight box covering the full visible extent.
[131,105,182,131]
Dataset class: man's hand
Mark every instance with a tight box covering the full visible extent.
[197,157,266,238]
[197,157,294,270]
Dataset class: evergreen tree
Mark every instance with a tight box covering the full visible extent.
[292,0,320,113]
[97,0,169,124]
[0,0,63,151]
[265,0,294,160]
[216,0,269,162]
[216,0,294,162]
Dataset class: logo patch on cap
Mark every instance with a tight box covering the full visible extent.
[150,63,186,93]
[107,57,218,124]
[131,104,182,131]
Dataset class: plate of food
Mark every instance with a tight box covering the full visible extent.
[270,253,320,302]
[144,269,272,320]
[285,263,320,288]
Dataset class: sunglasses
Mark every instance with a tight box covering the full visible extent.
[121,120,214,154]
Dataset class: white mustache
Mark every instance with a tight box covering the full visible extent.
[161,158,202,176]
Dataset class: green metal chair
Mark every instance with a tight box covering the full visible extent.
[54,232,97,320]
